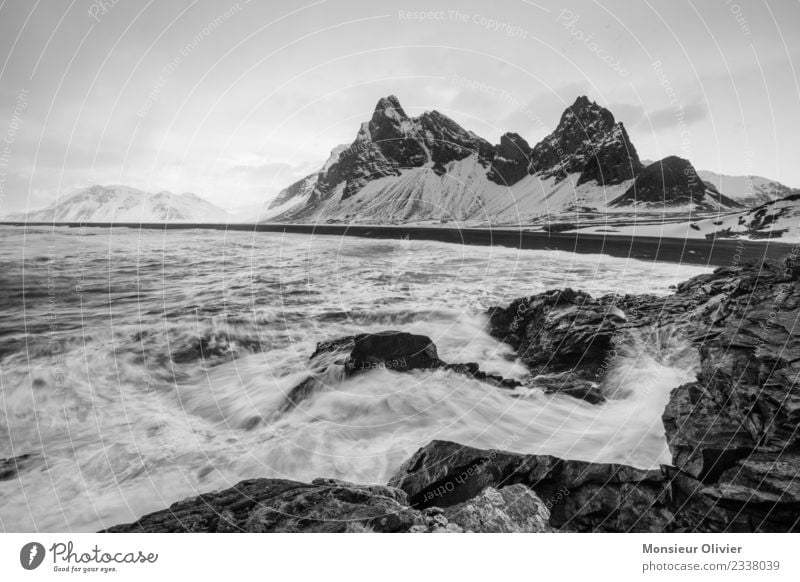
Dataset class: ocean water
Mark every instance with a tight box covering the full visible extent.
[0,226,710,532]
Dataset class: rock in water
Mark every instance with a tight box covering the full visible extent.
[102,477,553,533]
[347,331,442,373]
[486,288,624,403]
[661,257,800,531]
[388,440,672,532]
[487,288,619,379]
[102,478,423,533]
[282,330,522,412]
[104,255,800,533]
[0,453,41,481]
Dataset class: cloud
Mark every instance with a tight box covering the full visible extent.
[642,101,708,131]
[607,103,645,127]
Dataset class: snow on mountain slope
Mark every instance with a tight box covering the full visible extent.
[570,193,800,243]
[694,193,800,241]
[696,169,799,207]
[264,95,652,225]
[4,185,228,223]
[260,95,755,225]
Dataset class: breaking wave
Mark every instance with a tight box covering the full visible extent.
[0,226,709,531]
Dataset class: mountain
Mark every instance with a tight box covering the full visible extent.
[527,95,643,186]
[3,185,229,223]
[696,169,799,207]
[263,95,742,224]
[609,156,742,211]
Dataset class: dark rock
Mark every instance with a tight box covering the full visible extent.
[388,440,672,532]
[529,96,643,185]
[0,453,41,481]
[440,484,552,532]
[487,288,621,380]
[308,330,442,376]
[487,132,533,186]
[610,156,742,210]
[102,478,424,533]
[417,110,494,175]
[474,254,800,531]
[442,361,522,389]
[346,331,441,373]
[103,476,554,533]
[281,331,522,412]
[659,257,800,531]
[534,375,606,405]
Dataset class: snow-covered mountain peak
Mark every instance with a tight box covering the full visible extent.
[4,185,228,223]
[254,93,791,225]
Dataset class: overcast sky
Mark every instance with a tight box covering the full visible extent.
[0,0,798,212]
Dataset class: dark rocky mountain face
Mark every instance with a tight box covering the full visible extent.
[270,94,648,219]
[529,95,643,186]
[487,132,533,186]
[280,95,495,215]
[611,156,743,209]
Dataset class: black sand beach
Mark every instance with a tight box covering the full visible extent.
[2,222,791,267]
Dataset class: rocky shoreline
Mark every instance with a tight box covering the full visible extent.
[104,254,800,533]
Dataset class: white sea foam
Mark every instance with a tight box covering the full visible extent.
[0,226,710,531]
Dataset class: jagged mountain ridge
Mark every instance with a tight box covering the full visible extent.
[4,185,228,223]
[265,95,739,224]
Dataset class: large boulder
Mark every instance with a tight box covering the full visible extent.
[486,288,631,403]
[282,330,521,413]
[102,477,554,533]
[660,258,800,531]
[487,288,621,380]
[102,478,424,533]
[388,440,672,532]
[312,330,443,375]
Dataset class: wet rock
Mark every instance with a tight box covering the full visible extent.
[442,362,522,389]
[660,257,800,531]
[442,484,552,532]
[280,331,522,413]
[103,478,424,533]
[103,477,553,533]
[0,453,41,481]
[280,331,447,413]
[388,440,672,532]
[480,255,800,531]
[310,330,441,374]
[487,288,621,381]
[534,375,606,405]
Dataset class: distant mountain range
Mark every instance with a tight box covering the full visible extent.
[4,95,798,237]
[259,95,795,224]
[3,185,228,223]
